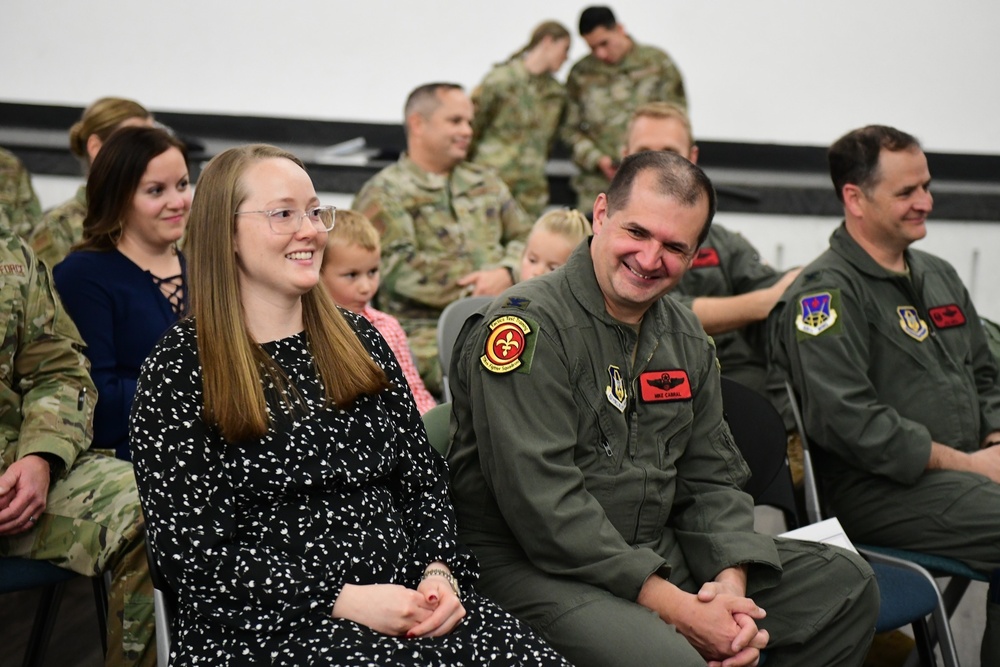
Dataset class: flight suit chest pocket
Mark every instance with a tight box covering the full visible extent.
[574,369,628,472]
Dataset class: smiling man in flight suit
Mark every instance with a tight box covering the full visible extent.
[447,150,879,667]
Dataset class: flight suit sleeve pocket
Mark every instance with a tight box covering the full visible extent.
[710,422,751,488]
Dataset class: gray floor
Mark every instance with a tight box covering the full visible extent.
[0,529,988,667]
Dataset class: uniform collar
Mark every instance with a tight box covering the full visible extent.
[75,184,87,206]
[564,240,668,332]
[397,153,485,194]
[829,222,921,280]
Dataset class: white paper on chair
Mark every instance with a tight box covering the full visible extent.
[779,517,858,554]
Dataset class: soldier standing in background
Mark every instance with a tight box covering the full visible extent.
[354,83,532,395]
[0,223,154,666]
[469,21,571,218]
[562,5,687,212]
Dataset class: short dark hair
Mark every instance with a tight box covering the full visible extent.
[79,126,187,251]
[403,82,463,124]
[579,6,616,36]
[828,125,921,202]
[607,151,716,246]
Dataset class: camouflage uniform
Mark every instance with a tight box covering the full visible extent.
[30,185,87,269]
[562,41,687,211]
[470,59,566,218]
[0,226,154,667]
[0,147,42,239]
[353,155,532,394]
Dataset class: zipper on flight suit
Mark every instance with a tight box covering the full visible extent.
[615,324,658,543]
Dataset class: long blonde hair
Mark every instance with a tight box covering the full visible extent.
[186,144,388,442]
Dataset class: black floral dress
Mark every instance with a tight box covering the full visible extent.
[130,315,569,666]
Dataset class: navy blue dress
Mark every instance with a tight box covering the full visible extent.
[54,249,186,460]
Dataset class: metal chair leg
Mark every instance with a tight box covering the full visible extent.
[93,573,110,655]
[22,582,66,667]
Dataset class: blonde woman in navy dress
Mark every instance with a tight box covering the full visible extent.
[129,144,569,666]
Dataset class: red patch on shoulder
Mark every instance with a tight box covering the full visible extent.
[690,248,720,269]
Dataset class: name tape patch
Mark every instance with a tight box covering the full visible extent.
[639,370,692,402]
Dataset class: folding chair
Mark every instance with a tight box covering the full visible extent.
[721,377,960,666]
[784,380,969,666]
[421,402,452,457]
[0,556,108,667]
[436,296,492,402]
[144,540,176,667]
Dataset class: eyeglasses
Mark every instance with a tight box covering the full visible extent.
[234,205,336,235]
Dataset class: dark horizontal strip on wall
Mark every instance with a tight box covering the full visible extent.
[3,102,998,220]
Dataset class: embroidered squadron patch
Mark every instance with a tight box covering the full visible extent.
[928,304,966,329]
[691,247,721,269]
[897,306,929,341]
[481,315,535,374]
[795,292,838,337]
[606,365,627,412]
[639,370,692,402]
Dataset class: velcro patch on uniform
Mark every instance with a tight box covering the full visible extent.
[897,306,929,341]
[480,315,538,374]
[928,304,966,329]
[795,290,842,340]
[0,264,24,275]
[503,296,531,310]
[639,370,692,402]
[690,247,720,269]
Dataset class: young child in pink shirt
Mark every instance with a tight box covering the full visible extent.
[320,209,437,414]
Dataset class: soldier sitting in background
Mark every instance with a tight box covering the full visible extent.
[0,147,42,239]
[0,223,154,667]
[353,82,532,395]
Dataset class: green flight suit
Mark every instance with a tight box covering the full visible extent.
[771,223,1000,664]
[449,242,878,667]
[0,227,154,667]
[672,224,781,393]
[353,155,531,395]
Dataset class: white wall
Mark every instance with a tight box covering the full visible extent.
[723,212,999,321]
[5,0,1000,154]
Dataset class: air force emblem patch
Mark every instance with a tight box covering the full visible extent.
[795,291,839,337]
[481,315,537,374]
[897,306,929,341]
[606,365,627,412]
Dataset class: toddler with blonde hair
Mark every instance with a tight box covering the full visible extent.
[321,209,436,413]
[520,208,592,281]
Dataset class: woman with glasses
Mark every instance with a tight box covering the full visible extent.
[53,126,190,461]
[30,96,154,268]
[129,144,570,666]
